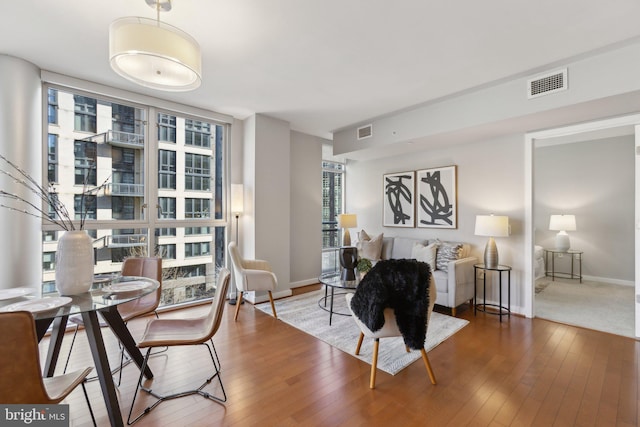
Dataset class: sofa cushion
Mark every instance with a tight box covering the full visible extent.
[380,237,394,260]
[411,242,437,271]
[435,241,465,272]
[390,237,429,259]
[356,230,384,260]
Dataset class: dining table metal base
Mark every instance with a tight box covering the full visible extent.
[37,305,154,427]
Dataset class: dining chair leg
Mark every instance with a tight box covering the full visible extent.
[420,348,437,385]
[81,382,97,427]
[355,332,364,355]
[268,291,277,319]
[370,339,379,389]
[63,325,80,374]
[234,292,244,321]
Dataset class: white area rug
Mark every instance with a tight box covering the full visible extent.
[256,290,468,375]
[535,278,635,338]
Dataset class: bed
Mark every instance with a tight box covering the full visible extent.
[534,245,546,279]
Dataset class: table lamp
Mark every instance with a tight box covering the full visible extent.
[338,213,358,246]
[475,214,509,268]
[549,214,576,252]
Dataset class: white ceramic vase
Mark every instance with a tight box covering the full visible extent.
[55,230,94,295]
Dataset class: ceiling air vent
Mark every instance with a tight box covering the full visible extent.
[357,124,373,140]
[527,68,568,99]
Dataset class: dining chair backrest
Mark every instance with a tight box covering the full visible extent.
[0,311,59,403]
[118,256,162,321]
[204,268,231,341]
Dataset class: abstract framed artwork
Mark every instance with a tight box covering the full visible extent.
[383,171,415,227]
[416,165,457,229]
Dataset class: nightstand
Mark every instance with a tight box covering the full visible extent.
[544,249,583,283]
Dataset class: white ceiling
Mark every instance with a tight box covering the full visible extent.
[3,0,640,140]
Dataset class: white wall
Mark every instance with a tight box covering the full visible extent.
[347,134,527,313]
[290,131,325,285]
[242,114,291,301]
[334,39,640,160]
[0,55,42,292]
[534,135,635,283]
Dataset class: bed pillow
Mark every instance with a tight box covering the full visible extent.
[356,230,384,261]
[411,242,437,271]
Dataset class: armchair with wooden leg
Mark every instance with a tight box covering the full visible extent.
[346,259,437,389]
[227,242,278,321]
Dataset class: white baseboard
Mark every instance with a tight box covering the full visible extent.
[241,278,320,304]
[582,275,634,287]
[290,278,320,288]
[242,289,293,304]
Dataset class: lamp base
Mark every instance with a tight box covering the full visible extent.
[555,232,570,252]
[342,229,351,247]
[483,237,499,269]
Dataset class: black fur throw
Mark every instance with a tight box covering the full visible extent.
[349,259,431,350]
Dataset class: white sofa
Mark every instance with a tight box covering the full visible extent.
[375,236,477,316]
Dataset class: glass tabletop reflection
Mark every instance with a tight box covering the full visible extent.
[0,276,159,321]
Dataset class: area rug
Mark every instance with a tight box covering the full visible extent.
[256,290,468,375]
[535,278,635,338]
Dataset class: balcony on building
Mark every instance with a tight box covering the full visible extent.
[106,182,144,197]
[87,130,144,150]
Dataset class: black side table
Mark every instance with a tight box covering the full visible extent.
[474,263,512,322]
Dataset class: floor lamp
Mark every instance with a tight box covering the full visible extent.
[229,184,244,305]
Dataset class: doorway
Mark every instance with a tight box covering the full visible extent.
[524,115,640,338]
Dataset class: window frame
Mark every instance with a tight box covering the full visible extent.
[42,76,233,309]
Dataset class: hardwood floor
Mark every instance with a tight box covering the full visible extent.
[49,295,639,427]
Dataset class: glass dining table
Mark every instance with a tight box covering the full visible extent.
[0,276,160,427]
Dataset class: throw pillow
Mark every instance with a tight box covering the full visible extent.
[411,242,437,271]
[356,231,384,261]
[435,240,464,272]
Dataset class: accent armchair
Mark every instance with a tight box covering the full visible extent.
[227,242,278,321]
[346,259,438,389]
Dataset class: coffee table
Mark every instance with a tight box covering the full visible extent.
[318,272,359,325]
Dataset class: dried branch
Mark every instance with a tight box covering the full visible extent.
[0,154,110,230]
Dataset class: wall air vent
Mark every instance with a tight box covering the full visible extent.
[357,124,373,140]
[527,68,568,99]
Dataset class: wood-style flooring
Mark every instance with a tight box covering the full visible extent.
[48,289,639,427]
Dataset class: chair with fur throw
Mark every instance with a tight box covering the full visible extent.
[346,259,437,389]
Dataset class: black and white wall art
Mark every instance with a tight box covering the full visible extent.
[383,171,415,227]
[416,165,457,229]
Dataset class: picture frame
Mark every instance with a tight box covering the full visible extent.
[416,165,457,229]
[383,171,415,227]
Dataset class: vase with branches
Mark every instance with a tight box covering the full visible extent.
[0,154,110,295]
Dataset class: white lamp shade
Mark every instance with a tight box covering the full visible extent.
[549,214,576,231]
[109,17,202,91]
[231,184,244,215]
[474,215,509,237]
[338,214,358,229]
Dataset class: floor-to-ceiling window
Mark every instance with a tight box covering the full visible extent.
[321,160,344,272]
[43,86,229,307]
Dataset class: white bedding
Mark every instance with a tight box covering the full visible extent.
[534,245,545,279]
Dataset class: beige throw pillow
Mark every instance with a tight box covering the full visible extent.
[411,242,437,271]
[356,230,384,261]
